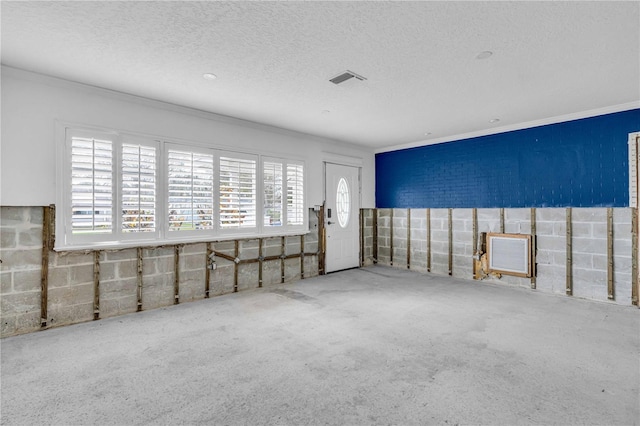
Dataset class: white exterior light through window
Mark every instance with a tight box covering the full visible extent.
[336,177,349,228]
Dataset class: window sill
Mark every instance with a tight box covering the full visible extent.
[54,228,315,252]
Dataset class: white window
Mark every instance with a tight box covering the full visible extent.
[59,126,306,250]
[287,163,304,226]
[262,158,306,232]
[121,142,157,233]
[263,161,283,227]
[70,134,113,235]
[219,155,257,230]
[167,148,215,233]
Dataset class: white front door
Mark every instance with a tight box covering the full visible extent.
[325,163,360,273]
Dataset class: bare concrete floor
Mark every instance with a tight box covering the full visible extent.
[1,266,639,425]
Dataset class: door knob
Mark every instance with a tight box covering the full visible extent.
[327,221,334,225]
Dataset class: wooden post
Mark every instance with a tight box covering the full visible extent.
[300,235,305,279]
[174,245,181,303]
[280,236,285,283]
[93,251,100,320]
[258,238,263,288]
[407,209,411,269]
[500,208,505,234]
[359,209,364,267]
[319,206,326,275]
[427,208,431,273]
[390,209,394,266]
[40,205,51,327]
[373,209,378,264]
[607,208,614,300]
[566,208,573,296]
[205,243,211,298]
[234,240,240,292]
[137,247,143,310]
[472,208,478,279]
[448,208,453,276]
[530,208,537,290]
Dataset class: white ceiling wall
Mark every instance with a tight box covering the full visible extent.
[1,1,639,150]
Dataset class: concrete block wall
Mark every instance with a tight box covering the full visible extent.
[1,207,43,336]
[1,207,321,337]
[408,209,427,272]
[429,209,450,275]
[376,209,391,265]
[361,209,375,266]
[366,207,637,306]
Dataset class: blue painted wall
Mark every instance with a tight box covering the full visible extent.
[375,109,640,208]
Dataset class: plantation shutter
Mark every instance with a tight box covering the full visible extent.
[168,149,214,231]
[122,143,157,232]
[286,163,304,226]
[263,161,283,226]
[70,136,113,233]
[220,156,257,229]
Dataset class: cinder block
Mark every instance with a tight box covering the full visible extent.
[49,251,91,267]
[48,302,93,327]
[183,243,206,254]
[303,255,319,277]
[591,254,609,272]
[48,266,70,289]
[11,270,41,293]
[0,248,41,271]
[105,248,137,261]
[179,269,206,301]
[27,207,43,225]
[70,264,94,285]
[181,253,204,272]
[0,291,40,315]
[613,253,632,274]
[1,229,17,249]
[537,235,566,252]
[431,230,448,243]
[613,238,632,255]
[10,311,42,337]
[453,230,472,243]
[1,316,16,337]
[536,222,554,235]
[1,271,12,294]
[18,227,42,247]
[100,262,117,281]
[572,253,593,269]
[261,260,282,287]
[48,283,94,306]
[101,277,137,297]
[572,208,607,222]
[537,208,567,222]
[0,207,26,226]
[571,222,592,238]
[573,268,607,286]
[572,237,607,255]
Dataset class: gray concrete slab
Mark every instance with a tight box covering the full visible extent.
[1,266,639,425]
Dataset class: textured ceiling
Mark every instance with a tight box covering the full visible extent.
[2,1,639,151]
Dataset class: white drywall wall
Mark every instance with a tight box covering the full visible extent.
[0,67,375,207]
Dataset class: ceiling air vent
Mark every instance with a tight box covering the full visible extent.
[329,70,367,85]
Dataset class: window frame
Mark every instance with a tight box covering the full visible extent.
[164,142,217,241]
[261,156,307,235]
[218,151,259,236]
[56,125,308,251]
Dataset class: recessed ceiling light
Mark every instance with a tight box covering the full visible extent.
[476,51,493,60]
[489,118,500,123]
[203,73,217,80]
